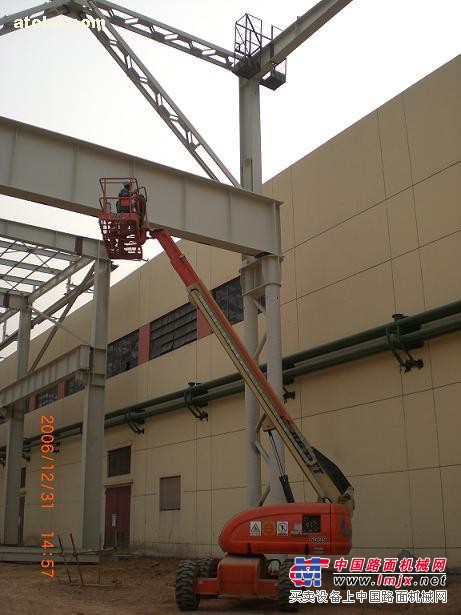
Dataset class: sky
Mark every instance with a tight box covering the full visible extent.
[0,0,460,351]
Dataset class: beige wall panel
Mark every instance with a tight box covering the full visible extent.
[196,243,212,287]
[196,437,212,491]
[154,440,196,492]
[280,249,296,304]
[434,383,461,466]
[404,55,461,183]
[132,448,146,497]
[297,263,395,348]
[145,409,196,449]
[211,431,245,489]
[209,247,241,288]
[441,465,461,548]
[292,112,385,245]
[420,231,461,308]
[144,448,158,497]
[108,270,141,342]
[196,490,212,545]
[103,425,133,453]
[144,494,160,544]
[146,343,197,398]
[429,333,461,388]
[386,188,419,258]
[409,468,445,548]
[414,163,461,246]
[177,491,196,544]
[295,204,390,297]
[135,362,149,404]
[105,369,138,412]
[130,493,146,545]
[25,502,80,545]
[298,354,401,417]
[351,472,412,549]
[303,397,406,476]
[209,397,244,437]
[391,249,426,315]
[403,390,439,470]
[377,95,412,197]
[272,169,294,252]
[281,300,299,357]
[211,487,246,545]
[196,336,212,384]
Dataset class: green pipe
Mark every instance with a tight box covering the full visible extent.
[282,299,461,368]
[1,310,460,460]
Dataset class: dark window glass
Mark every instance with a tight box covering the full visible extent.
[212,278,244,325]
[160,475,181,511]
[65,376,85,396]
[36,385,58,408]
[150,304,197,359]
[107,330,139,378]
[107,446,131,477]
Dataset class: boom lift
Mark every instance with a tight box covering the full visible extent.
[99,179,354,611]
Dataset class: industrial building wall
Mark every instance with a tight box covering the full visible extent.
[0,55,460,562]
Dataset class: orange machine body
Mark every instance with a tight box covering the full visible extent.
[219,503,351,557]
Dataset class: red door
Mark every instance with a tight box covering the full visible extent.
[104,485,131,549]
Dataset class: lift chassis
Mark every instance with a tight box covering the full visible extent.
[98,180,354,611]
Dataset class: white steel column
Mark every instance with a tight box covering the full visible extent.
[240,77,262,507]
[239,75,286,505]
[79,256,110,550]
[264,258,286,503]
[2,306,31,544]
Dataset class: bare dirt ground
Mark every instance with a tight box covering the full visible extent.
[0,558,460,615]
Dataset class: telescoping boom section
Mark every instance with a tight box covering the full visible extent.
[151,229,354,514]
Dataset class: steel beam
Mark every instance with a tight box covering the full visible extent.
[0,116,281,256]
[0,0,68,35]
[84,1,238,186]
[79,0,235,70]
[0,345,91,407]
[79,257,110,550]
[251,0,353,80]
[0,219,107,261]
[0,258,60,275]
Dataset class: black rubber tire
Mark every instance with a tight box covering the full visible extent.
[277,559,298,612]
[197,557,219,578]
[175,560,200,611]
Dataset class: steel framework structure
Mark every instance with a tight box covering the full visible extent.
[0,0,354,546]
[0,220,109,548]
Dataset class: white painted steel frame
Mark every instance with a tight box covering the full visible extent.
[0,116,281,256]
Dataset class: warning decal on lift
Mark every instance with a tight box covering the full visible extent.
[277,520,289,536]
[250,521,261,536]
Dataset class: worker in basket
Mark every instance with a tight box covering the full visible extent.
[116,181,132,213]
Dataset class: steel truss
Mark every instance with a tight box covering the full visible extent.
[0,0,354,513]
[0,220,106,363]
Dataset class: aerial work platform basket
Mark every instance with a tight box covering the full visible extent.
[98,177,147,260]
